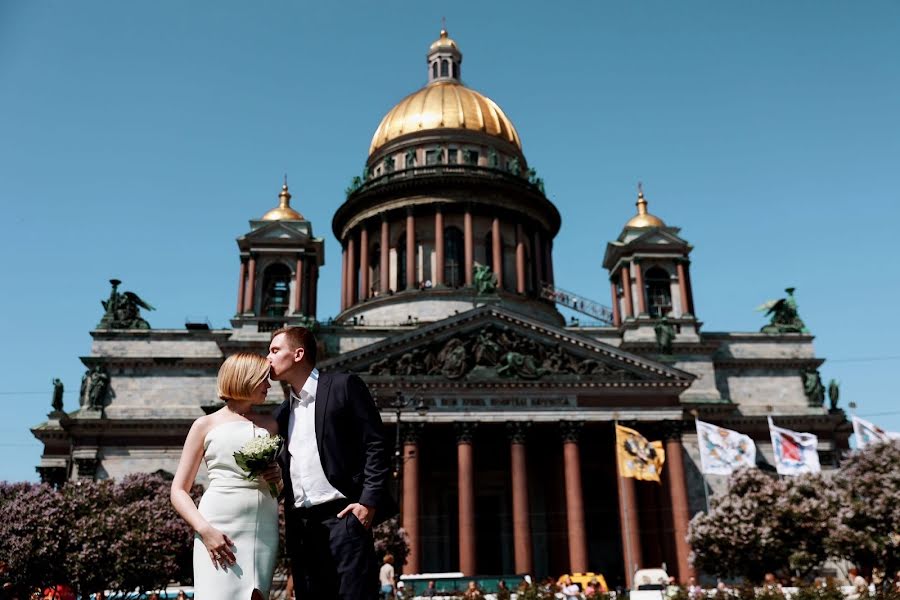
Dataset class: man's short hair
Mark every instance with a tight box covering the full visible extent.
[271,326,318,366]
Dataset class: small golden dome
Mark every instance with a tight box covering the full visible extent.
[368,81,521,156]
[624,185,666,228]
[429,29,458,52]
[261,181,303,221]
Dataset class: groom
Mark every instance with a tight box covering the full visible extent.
[268,326,396,599]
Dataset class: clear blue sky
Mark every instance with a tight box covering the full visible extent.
[2,1,898,483]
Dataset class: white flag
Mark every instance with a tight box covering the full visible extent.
[851,415,900,449]
[768,417,821,475]
[695,420,757,475]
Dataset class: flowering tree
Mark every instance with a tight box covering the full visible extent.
[687,468,830,581]
[826,440,900,576]
[373,516,410,571]
[0,474,200,596]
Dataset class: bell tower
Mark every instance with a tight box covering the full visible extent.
[233,179,324,333]
[602,185,699,343]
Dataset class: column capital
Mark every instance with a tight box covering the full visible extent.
[661,419,687,441]
[401,422,425,444]
[506,421,532,444]
[455,421,478,444]
[560,420,584,443]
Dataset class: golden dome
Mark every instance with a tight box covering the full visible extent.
[261,181,303,221]
[369,81,521,156]
[624,185,666,228]
[429,29,458,52]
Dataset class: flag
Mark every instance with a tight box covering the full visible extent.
[615,424,665,483]
[851,415,900,449]
[695,419,757,475]
[768,417,821,475]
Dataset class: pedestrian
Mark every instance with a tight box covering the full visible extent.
[379,554,395,599]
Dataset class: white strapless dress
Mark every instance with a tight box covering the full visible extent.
[193,420,278,599]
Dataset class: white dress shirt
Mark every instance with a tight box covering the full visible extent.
[288,368,345,508]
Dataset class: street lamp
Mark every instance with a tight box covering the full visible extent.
[378,389,428,499]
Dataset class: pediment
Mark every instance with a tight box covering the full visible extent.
[321,306,693,388]
[240,220,313,243]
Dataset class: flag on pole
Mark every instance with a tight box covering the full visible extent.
[695,419,757,475]
[615,424,665,483]
[767,417,821,475]
[851,415,900,449]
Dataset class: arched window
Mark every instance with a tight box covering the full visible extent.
[432,62,438,79]
[370,243,381,295]
[396,231,407,291]
[440,60,449,77]
[261,263,292,317]
[645,266,672,317]
[444,226,464,287]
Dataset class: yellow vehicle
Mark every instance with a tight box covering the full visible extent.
[557,572,609,593]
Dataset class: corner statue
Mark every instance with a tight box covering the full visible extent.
[756,287,808,334]
[98,279,155,329]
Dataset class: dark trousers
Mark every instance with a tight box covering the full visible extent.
[286,499,379,600]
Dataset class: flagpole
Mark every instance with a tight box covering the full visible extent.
[614,418,635,588]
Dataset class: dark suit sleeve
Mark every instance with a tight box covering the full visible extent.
[346,374,390,508]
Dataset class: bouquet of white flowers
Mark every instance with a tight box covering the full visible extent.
[233,434,283,497]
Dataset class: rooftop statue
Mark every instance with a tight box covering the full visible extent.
[51,378,64,413]
[654,314,675,355]
[756,287,808,334]
[98,279,155,329]
[828,379,840,410]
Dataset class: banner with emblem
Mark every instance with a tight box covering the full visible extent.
[768,417,821,475]
[695,419,757,475]
[615,424,665,483]
[851,415,900,449]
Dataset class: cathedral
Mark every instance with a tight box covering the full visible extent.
[32,29,849,586]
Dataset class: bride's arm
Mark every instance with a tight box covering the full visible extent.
[170,419,236,567]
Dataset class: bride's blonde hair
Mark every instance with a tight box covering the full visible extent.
[217,353,269,402]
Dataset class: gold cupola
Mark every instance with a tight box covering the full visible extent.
[624,184,666,229]
[261,179,303,221]
[368,29,522,156]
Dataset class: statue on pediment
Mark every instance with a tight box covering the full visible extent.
[497,351,546,380]
[473,264,498,295]
[828,379,840,410]
[802,368,825,407]
[51,378,64,412]
[474,330,501,366]
[437,338,468,379]
[654,315,675,355]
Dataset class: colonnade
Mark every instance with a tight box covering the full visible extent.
[398,420,695,585]
[610,259,694,326]
[339,207,555,311]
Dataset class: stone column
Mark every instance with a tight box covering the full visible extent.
[676,262,690,317]
[546,240,555,286]
[534,230,545,286]
[294,257,304,314]
[360,227,369,300]
[684,261,696,315]
[380,217,390,294]
[507,421,533,575]
[616,429,643,588]
[243,255,256,313]
[561,421,588,574]
[309,263,318,317]
[663,422,694,582]
[464,207,474,285]
[402,423,424,575]
[456,422,477,576]
[347,234,357,306]
[621,265,634,318]
[435,207,445,286]
[341,243,349,311]
[633,262,647,315]
[236,259,246,315]
[610,281,622,327]
[406,210,416,289]
[492,217,503,289]
[515,224,526,294]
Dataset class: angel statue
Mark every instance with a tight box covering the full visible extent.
[756,287,808,334]
[98,279,155,329]
[473,263,498,296]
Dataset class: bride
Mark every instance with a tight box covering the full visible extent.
[171,353,282,599]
